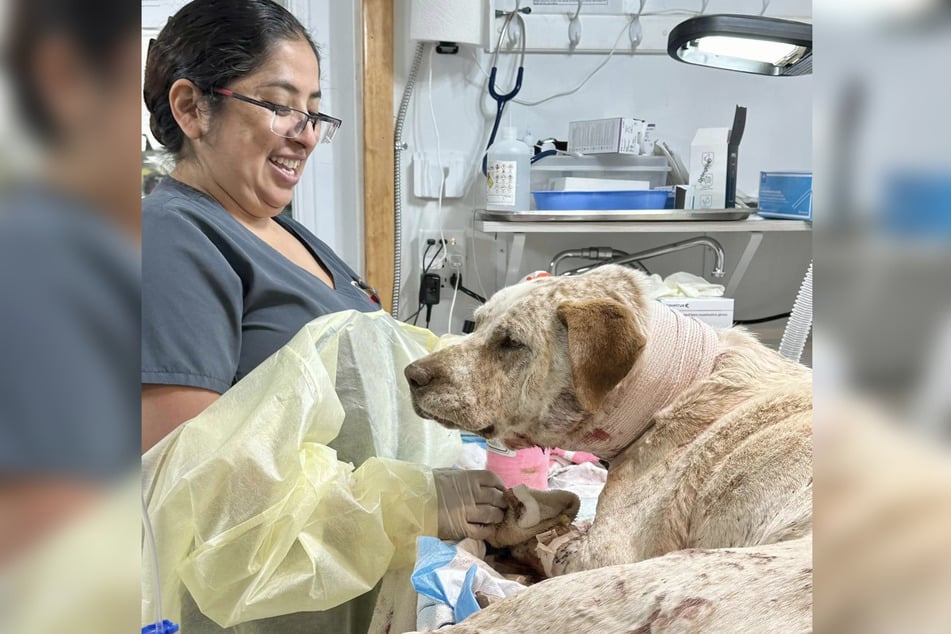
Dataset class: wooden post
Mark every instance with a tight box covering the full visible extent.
[362,0,395,311]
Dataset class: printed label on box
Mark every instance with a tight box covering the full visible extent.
[659,298,734,329]
[569,117,643,155]
[758,171,813,220]
[689,128,729,209]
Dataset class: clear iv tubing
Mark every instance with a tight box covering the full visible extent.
[142,492,164,628]
[779,260,813,363]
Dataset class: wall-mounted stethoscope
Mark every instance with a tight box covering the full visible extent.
[482,8,528,175]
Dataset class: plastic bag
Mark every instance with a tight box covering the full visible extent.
[411,537,525,629]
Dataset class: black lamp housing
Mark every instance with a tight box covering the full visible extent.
[668,14,812,76]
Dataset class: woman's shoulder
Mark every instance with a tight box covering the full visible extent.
[143,177,238,244]
[143,177,223,223]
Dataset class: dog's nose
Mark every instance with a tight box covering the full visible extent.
[404,362,434,388]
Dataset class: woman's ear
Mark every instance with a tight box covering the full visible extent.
[168,78,208,141]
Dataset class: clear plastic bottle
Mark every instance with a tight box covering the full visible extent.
[486,126,532,212]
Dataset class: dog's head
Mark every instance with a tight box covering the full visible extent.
[405,265,649,449]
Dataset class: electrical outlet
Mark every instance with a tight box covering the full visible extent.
[420,230,466,290]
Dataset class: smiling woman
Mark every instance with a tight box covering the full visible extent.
[141,0,381,454]
[157,36,323,216]
[140,5,512,634]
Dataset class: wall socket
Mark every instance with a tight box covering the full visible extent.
[420,230,466,292]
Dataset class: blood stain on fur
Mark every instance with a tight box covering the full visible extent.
[654,597,714,628]
[511,432,533,446]
[629,607,662,633]
[583,428,611,442]
[678,598,712,619]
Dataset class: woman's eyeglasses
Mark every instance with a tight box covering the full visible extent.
[212,88,341,143]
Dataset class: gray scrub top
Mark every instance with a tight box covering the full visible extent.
[0,186,139,478]
[142,177,379,393]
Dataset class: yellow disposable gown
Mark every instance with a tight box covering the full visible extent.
[142,310,462,632]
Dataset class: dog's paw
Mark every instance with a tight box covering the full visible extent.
[487,485,580,548]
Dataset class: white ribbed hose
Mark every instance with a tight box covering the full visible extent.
[779,261,813,363]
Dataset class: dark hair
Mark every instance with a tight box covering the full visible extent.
[143,0,320,157]
[3,0,139,143]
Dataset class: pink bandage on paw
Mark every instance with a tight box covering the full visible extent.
[520,271,552,283]
[550,447,602,465]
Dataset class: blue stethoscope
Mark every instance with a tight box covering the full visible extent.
[482,9,527,175]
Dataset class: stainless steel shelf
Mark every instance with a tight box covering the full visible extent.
[474,210,811,291]
[475,211,812,234]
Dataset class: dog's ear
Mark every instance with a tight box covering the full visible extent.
[556,298,645,412]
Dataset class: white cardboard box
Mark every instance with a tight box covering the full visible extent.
[658,297,734,329]
[549,177,650,191]
[569,117,645,155]
[688,128,730,209]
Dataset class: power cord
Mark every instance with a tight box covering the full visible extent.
[733,311,792,326]
[406,240,445,325]
[448,273,487,304]
[447,272,459,333]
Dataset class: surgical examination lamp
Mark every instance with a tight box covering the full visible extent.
[668,14,813,362]
[667,14,812,76]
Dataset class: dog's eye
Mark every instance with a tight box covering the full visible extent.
[499,335,525,351]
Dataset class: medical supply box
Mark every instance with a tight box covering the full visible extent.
[757,171,813,220]
[658,297,735,329]
[688,128,730,209]
[569,117,646,155]
[549,177,650,191]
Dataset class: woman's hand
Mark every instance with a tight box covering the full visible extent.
[433,468,508,541]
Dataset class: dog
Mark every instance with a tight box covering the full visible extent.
[404,264,812,631]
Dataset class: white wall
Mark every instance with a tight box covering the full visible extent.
[392,0,813,337]
[288,0,365,272]
[142,0,366,273]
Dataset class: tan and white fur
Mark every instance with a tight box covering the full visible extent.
[404,265,812,631]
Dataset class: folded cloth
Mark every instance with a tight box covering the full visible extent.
[643,271,725,299]
[548,461,609,523]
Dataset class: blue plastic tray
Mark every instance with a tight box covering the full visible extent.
[533,190,669,211]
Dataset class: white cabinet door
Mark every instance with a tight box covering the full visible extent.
[142,0,190,30]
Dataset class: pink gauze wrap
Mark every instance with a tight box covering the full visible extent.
[487,446,550,490]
